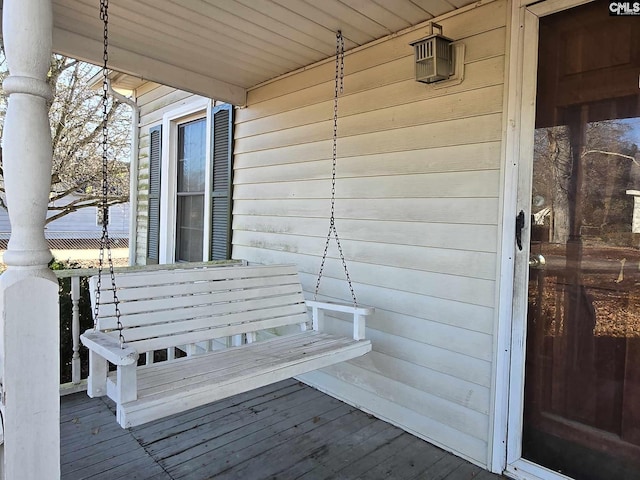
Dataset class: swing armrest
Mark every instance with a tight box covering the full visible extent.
[80,330,139,366]
[305,300,374,340]
[305,300,374,316]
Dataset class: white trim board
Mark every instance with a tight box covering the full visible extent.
[52,27,246,106]
[497,1,598,479]
[506,459,574,480]
[488,0,525,471]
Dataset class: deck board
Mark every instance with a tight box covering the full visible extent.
[266,416,391,479]
[132,381,298,444]
[61,379,507,480]
[420,454,467,480]
[363,436,449,479]
[296,423,404,480]
[325,432,421,479]
[166,399,350,478]
[154,389,334,467]
[212,406,377,479]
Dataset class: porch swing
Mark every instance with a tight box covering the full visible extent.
[80,0,373,429]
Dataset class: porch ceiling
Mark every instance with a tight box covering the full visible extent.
[39,0,477,105]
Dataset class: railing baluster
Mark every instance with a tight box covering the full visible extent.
[71,275,81,385]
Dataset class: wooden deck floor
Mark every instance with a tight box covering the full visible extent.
[61,379,506,480]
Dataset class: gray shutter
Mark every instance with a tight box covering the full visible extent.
[210,104,233,260]
[146,125,162,264]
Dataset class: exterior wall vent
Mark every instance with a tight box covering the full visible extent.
[409,23,453,84]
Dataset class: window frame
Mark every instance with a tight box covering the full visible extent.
[175,117,208,263]
[159,98,213,264]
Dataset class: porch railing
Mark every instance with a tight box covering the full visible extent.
[55,260,244,395]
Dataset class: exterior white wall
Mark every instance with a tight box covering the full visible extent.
[232,0,508,467]
[134,83,205,264]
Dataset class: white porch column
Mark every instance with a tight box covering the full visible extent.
[0,0,60,479]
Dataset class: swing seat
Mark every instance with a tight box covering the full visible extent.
[80,263,373,428]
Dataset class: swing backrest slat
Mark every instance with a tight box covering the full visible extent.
[89,264,309,353]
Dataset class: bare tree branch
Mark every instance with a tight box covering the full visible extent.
[582,149,640,167]
[0,50,131,224]
[49,180,91,204]
[45,195,127,224]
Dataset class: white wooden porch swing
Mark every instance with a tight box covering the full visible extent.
[80,0,373,429]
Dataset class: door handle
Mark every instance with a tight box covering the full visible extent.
[515,210,525,251]
[529,253,546,268]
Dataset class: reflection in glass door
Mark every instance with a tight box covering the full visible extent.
[523,2,640,479]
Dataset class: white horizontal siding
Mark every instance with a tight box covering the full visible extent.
[234,216,498,252]
[234,170,501,199]
[235,247,495,327]
[236,113,503,167]
[234,197,500,224]
[233,0,507,467]
[234,230,497,280]
[234,141,502,183]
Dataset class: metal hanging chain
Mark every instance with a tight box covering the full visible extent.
[314,31,358,307]
[93,0,124,347]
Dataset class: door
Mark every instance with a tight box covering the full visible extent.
[509,1,640,479]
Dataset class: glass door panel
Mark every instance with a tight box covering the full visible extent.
[523,2,640,479]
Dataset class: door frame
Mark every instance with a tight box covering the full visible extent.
[494,0,595,479]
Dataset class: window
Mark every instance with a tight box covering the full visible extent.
[146,100,233,265]
[175,118,206,262]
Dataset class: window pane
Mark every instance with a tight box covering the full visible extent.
[176,195,204,262]
[177,119,206,193]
